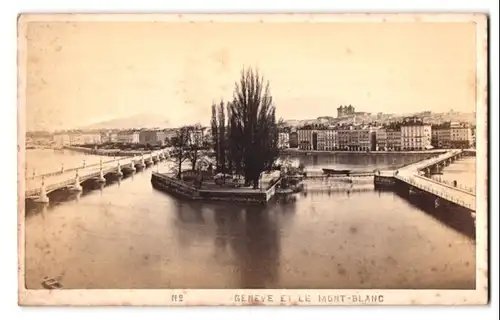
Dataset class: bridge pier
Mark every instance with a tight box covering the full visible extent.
[71,170,83,192]
[145,154,153,166]
[34,177,49,204]
[116,161,123,177]
[97,169,106,183]
[96,160,106,183]
[424,168,431,177]
[130,160,136,172]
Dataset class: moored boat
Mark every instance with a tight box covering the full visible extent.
[322,168,351,175]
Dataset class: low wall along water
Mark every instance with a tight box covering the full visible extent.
[151,172,281,204]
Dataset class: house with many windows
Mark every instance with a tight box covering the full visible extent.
[400,117,432,151]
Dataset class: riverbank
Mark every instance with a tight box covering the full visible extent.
[281,148,447,156]
[63,145,168,157]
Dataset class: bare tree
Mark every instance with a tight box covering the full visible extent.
[169,126,191,179]
[185,124,210,171]
[210,103,219,168]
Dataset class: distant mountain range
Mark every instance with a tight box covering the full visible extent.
[79,113,171,130]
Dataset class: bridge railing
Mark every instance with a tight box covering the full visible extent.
[27,149,169,180]
[414,150,462,171]
[395,174,475,211]
[25,150,170,197]
[429,175,475,195]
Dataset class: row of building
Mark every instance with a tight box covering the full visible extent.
[53,129,178,147]
[278,118,475,151]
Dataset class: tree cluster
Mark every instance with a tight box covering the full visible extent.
[168,67,282,188]
[210,68,281,189]
[167,124,210,179]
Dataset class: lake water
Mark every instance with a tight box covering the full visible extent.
[24,150,476,289]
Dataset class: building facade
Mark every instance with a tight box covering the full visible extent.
[337,129,350,150]
[56,132,102,146]
[386,128,401,151]
[297,129,314,150]
[358,129,374,151]
[100,131,119,144]
[139,129,167,146]
[400,118,432,150]
[323,129,338,151]
[450,122,472,149]
[431,123,451,149]
[116,130,140,144]
[375,128,388,151]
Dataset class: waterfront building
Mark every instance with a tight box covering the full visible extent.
[139,129,167,146]
[297,124,338,151]
[116,130,140,144]
[400,117,432,151]
[323,129,338,151]
[57,132,102,146]
[375,128,388,151]
[450,122,473,149]
[278,132,290,149]
[337,129,350,150]
[80,133,102,145]
[347,129,360,150]
[316,130,326,151]
[100,130,119,144]
[297,129,314,150]
[385,123,402,151]
[315,130,339,151]
[431,122,451,149]
[357,128,375,151]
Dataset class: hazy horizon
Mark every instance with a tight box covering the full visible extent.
[23,20,477,131]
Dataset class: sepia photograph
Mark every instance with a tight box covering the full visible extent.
[17,13,488,306]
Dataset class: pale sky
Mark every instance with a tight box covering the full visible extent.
[23,20,477,131]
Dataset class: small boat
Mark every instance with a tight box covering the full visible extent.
[322,168,351,175]
[276,188,294,195]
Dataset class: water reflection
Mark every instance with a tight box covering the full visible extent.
[293,153,430,170]
[393,183,476,239]
[235,206,280,288]
[24,151,476,289]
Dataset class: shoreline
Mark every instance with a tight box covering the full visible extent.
[61,145,167,157]
[30,145,473,158]
[280,148,447,156]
